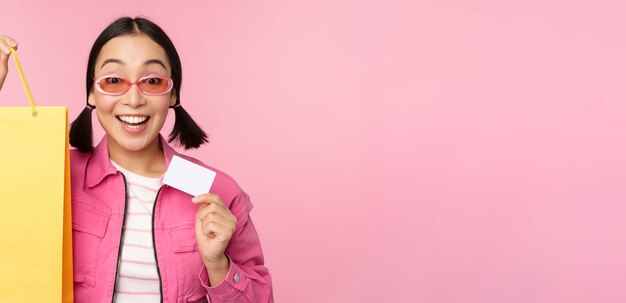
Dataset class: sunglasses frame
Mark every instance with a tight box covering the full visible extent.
[94,74,174,96]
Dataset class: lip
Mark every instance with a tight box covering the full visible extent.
[117,113,149,118]
[116,114,151,134]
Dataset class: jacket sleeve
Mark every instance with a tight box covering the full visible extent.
[198,191,273,302]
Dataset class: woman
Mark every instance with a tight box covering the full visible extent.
[0,17,272,302]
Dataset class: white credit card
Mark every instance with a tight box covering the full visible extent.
[163,155,217,197]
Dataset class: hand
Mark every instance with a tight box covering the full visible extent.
[0,35,18,90]
[192,193,237,268]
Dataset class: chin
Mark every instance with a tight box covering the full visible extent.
[123,138,156,151]
[109,132,157,152]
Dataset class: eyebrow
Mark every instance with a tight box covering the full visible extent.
[100,58,168,70]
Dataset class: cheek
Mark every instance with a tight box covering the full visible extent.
[144,97,172,128]
[93,95,118,112]
[154,97,173,112]
[93,97,120,130]
[153,108,171,123]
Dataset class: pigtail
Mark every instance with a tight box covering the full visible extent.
[69,106,95,153]
[168,104,208,149]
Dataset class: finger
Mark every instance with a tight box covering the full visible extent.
[191,193,225,206]
[201,220,234,241]
[196,200,222,213]
[197,206,229,223]
[192,193,225,207]
[0,51,8,65]
[0,53,9,89]
[197,205,237,228]
[0,40,10,55]
[0,35,18,48]
[196,205,237,235]
[195,215,232,241]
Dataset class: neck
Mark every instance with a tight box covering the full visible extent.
[107,136,166,178]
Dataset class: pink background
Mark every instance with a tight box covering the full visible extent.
[2,1,626,302]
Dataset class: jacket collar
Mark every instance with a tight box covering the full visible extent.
[86,134,178,188]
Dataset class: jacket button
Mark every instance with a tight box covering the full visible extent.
[234,273,240,283]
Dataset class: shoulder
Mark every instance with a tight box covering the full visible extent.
[70,148,90,164]
[69,149,90,177]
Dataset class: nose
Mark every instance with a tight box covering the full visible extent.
[124,83,146,108]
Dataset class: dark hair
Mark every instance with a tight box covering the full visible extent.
[69,16,208,153]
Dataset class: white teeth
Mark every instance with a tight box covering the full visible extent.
[118,115,148,124]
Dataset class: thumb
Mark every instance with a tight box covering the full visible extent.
[0,51,9,90]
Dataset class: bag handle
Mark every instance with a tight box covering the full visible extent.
[9,47,38,117]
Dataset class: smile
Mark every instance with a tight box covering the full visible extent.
[116,115,150,129]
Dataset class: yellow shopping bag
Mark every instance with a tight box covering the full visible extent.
[0,48,73,302]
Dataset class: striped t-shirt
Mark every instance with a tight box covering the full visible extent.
[111,161,162,303]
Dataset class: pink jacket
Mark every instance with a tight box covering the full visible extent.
[70,135,273,302]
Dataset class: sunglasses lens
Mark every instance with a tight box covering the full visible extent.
[95,75,173,95]
[139,77,172,94]
[98,77,130,94]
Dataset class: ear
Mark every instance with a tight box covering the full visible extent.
[87,92,96,107]
[169,90,177,107]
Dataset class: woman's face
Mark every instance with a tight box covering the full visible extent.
[88,34,176,154]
